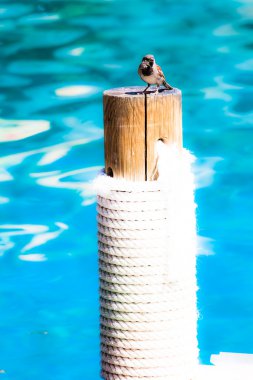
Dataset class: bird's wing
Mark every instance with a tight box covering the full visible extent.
[156,65,166,80]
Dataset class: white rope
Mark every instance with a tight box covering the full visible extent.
[97,195,166,211]
[101,361,196,378]
[99,251,167,267]
[96,143,198,379]
[100,325,197,343]
[98,214,166,230]
[100,343,193,359]
[100,371,178,380]
[99,280,173,294]
[100,316,195,332]
[99,260,170,277]
[99,241,168,257]
[100,308,173,322]
[99,270,171,286]
[98,223,168,239]
[97,205,168,221]
[98,232,168,248]
[100,372,190,380]
[100,335,181,350]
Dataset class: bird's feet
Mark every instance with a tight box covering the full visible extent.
[143,85,150,94]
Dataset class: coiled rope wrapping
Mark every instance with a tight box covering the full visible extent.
[96,144,198,379]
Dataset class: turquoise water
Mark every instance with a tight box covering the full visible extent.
[0,0,252,378]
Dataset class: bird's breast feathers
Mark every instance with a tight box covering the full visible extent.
[139,64,165,85]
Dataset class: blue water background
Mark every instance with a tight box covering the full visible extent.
[0,0,252,378]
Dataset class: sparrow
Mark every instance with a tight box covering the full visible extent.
[138,54,173,93]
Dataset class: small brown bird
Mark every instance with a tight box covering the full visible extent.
[138,54,173,93]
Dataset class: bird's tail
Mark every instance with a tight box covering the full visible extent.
[163,81,173,90]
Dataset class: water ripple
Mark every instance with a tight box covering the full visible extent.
[0,119,50,142]
[197,236,215,256]
[0,224,48,237]
[201,76,242,102]
[0,4,31,19]
[20,28,85,49]
[21,222,68,253]
[18,253,47,262]
[0,222,68,260]
[213,23,238,36]
[0,74,31,87]
[237,4,253,19]
[37,148,69,166]
[0,168,13,181]
[236,59,253,71]
[32,166,102,206]
[8,60,84,75]
[194,156,224,189]
[0,130,103,169]
[0,196,9,204]
[55,85,99,98]
[18,13,60,25]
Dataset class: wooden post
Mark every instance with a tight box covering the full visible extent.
[103,86,182,181]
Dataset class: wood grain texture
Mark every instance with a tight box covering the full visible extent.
[146,89,182,180]
[104,87,145,181]
[103,86,182,181]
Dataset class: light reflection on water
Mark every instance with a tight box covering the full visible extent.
[0,119,50,142]
[0,0,252,378]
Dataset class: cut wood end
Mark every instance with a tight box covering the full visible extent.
[104,86,181,98]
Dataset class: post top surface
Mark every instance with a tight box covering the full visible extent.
[104,86,181,98]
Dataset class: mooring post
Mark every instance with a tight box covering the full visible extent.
[98,85,198,379]
[103,86,182,181]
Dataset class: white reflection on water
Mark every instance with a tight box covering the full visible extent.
[21,222,68,253]
[55,85,99,97]
[223,106,253,125]
[0,129,103,169]
[37,148,69,166]
[18,253,47,262]
[0,224,48,236]
[0,222,68,258]
[197,235,215,256]
[0,196,9,204]
[0,236,14,256]
[0,168,13,181]
[236,59,253,71]
[213,23,238,37]
[69,47,85,56]
[237,4,253,19]
[193,156,223,189]
[217,46,230,54]
[0,119,50,142]
[54,45,86,59]
[18,13,60,25]
[32,166,102,206]
[201,76,242,102]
